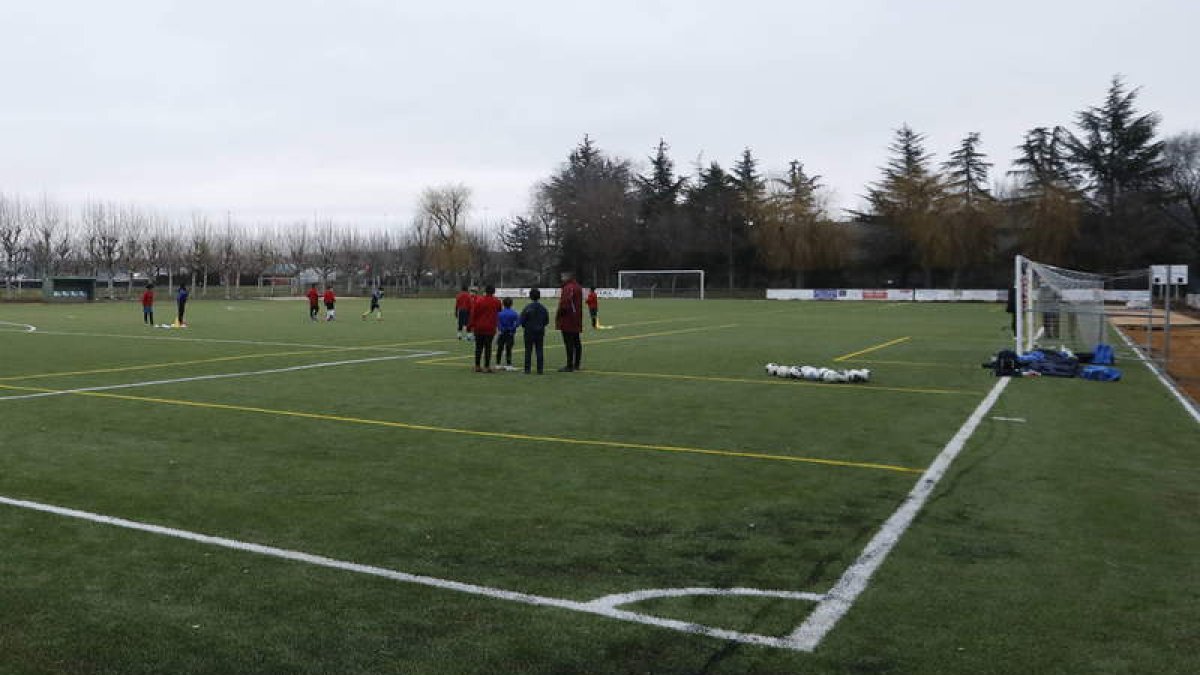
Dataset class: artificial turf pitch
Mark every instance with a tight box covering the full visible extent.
[0,297,1196,674]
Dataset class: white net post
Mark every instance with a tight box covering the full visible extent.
[1014,256,1112,355]
[616,270,705,299]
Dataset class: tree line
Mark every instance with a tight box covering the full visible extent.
[2,76,1197,299]
[520,76,1197,290]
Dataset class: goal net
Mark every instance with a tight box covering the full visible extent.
[1014,256,1151,355]
[617,270,705,299]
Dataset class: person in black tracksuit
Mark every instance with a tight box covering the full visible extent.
[519,288,550,374]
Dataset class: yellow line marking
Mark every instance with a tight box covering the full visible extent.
[839,359,964,369]
[0,382,922,474]
[416,324,739,364]
[833,336,912,362]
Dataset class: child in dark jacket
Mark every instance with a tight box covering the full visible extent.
[519,288,550,374]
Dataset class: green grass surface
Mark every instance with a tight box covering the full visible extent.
[0,297,1196,674]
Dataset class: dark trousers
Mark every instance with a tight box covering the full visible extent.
[524,331,545,373]
[474,334,495,368]
[495,332,514,365]
[561,331,581,369]
[310,304,319,319]
[177,302,186,323]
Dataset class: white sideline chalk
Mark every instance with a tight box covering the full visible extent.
[787,377,1011,650]
[0,320,37,332]
[1115,328,1200,426]
[0,352,444,401]
[0,494,825,651]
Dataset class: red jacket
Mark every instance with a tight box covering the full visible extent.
[469,295,502,336]
[586,291,598,310]
[141,290,154,307]
[454,291,472,312]
[306,288,319,306]
[557,279,584,333]
[323,289,336,305]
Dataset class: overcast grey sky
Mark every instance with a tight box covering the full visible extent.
[1,0,1196,228]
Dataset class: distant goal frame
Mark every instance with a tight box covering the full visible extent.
[616,270,706,300]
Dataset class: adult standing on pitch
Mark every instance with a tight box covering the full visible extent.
[175,284,189,327]
[586,286,599,328]
[306,284,320,321]
[141,283,155,325]
[323,286,337,321]
[556,270,583,372]
[454,285,472,339]
[469,285,502,372]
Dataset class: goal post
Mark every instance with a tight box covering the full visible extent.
[617,270,706,299]
[1014,255,1149,355]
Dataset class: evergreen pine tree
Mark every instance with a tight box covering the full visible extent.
[861,125,946,286]
[940,132,998,287]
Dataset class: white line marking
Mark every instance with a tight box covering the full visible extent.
[0,494,819,650]
[991,416,1026,423]
[15,329,430,352]
[0,320,37,332]
[787,377,1011,651]
[1114,327,1200,425]
[588,587,824,609]
[0,352,445,401]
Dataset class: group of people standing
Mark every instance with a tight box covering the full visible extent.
[456,271,594,374]
[140,283,189,326]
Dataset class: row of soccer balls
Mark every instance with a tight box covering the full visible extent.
[765,363,872,383]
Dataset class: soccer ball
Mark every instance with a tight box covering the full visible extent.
[787,366,803,379]
[765,362,779,376]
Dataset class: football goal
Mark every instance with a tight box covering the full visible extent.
[1014,255,1148,355]
[616,270,705,299]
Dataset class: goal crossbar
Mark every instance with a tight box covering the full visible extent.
[617,270,706,300]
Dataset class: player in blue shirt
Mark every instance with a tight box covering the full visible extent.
[175,284,189,326]
[494,297,520,369]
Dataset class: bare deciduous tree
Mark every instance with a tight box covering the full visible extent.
[83,202,122,299]
[311,221,341,289]
[186,213,213,295]
[419,184,473,282]
[31,195,69,278]
[0,194,32,297]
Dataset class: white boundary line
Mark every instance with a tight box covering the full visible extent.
[0,379,1012,652]
[0,352,445,401]
[9,328,430,352]
[0,320,37,332]
[588,587,824,609]
[0,335,1019,650]
[1115,326,1200,425]
[0,494,820,650]
[787,376,1011,650]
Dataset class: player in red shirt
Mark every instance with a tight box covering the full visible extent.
[454,285,472,339]
[306,284,320,321]
[469,284,503,372]
[141,283,155,325]
[323,287,337,321]
[586,287,599,328]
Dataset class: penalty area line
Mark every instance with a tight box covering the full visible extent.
[0,494,814,651]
